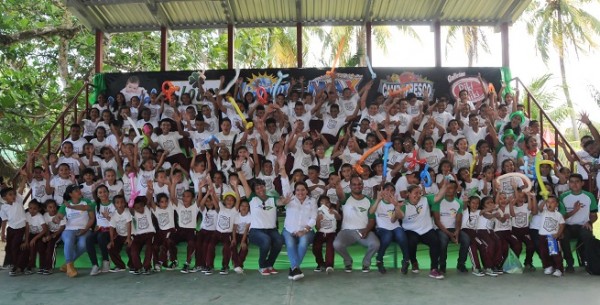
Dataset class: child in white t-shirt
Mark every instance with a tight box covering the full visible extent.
[312,195,340,273]
[537,196,565,277]
[107,195,132,272]
[42,199,65,274]
[25,200,48,274]
[232,200,251,274]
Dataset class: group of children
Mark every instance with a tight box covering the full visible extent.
[1,72,598,280]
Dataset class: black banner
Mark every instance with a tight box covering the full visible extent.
[103,67,502,104]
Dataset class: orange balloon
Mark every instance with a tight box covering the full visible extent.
[354,140,387,175]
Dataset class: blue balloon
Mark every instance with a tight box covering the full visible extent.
[203,135,219,145]
[382,142,393,179]
[420,164,432,187]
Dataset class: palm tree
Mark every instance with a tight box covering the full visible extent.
[445,26,491,67]
[526,0,600,140]
[525,73,570,124]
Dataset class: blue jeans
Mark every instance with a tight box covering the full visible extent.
[282,229,315,269]
[62,229,92,264]
[249,229,284,269]
[376,227,409,263]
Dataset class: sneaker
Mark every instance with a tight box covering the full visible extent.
[24,268,33,275]
[314,265,323,272]
[268,267,278,274]
[429,269,445,279]
[37,269,45,275]
[325,267,334,274]
[154,264,162,272]
[565,266,575,273]
[180,263,190,274]
[166,260,178,271]
[204,268,214,275]
[524,264,536,272]
[131,269,141,275]
[259,268,271,276]
[101,260,110,273]
[90,265,100,276]
[362,265,370,273]
[42,269,52,275]
[411,261,420,274]
[109,267,125,273]
[492,267,504,275]
[141,268,150,275]
[552,269,563,277]
[292,268,304,281]
[128,269,137,274]
[9,268,21,276]
[288,268,294,280]
[472,269,485,277]
[400,260,410,275]
[544,267,554,275]
[234,266,244,274]
[376,261,386,274]
[190,266,202,273]
[457,264,468,273]
[344,265,352,273]
[484,268,498,277]
[200,267,208,273]
[219,268,229,275]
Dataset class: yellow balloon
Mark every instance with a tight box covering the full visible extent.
[227,97,250,130]
[469,144,477,175]
[535,153,555,199]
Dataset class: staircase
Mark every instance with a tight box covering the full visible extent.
[9,77,593,201]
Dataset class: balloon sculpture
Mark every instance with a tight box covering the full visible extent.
[256,86,268,105]
[326,35,347,77]
[161,81,180,102]
[405,150,427,171]
[271,70,289,97]
[125,116,152,148]
[203,135,220,146]
[381,142,393,179]
[534,153,555,199]
[469,144,477,174]
[219,68,241,95]
[496,172,533,193]
[388,84,412,97]
[354,141,387,175]
[519,156,536,180]
[365,55,377,79]
[227,97,253,130]
[128,172,140,208]
[420,164,433,187]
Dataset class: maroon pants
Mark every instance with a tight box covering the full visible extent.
[231,233,249,268]
[174,228,196,264]
[27,233,46,269]
[312,232,336,268]
[538,235,564,272]
[196,229,215,268]
[495,230,521,265]
[43,235,61,270]
[109,235,132,269]
[131,233,154,270]
[512,227,535,265]
[476,230,502,269]
[153,228,177,265]
[206,231,232,269]
[463,229,482,270]
[7,227,27,270]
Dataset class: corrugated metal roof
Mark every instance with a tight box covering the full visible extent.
[66,0,532,33]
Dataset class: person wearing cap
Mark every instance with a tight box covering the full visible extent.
[488,122,524,174]
[52,184,96,277]
[238,152,290,276]
[209,187,241,275]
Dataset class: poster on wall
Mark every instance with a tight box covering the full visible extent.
[102,67,501,106]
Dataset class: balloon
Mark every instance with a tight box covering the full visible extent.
[227,97,253,130]
[469,144,477,175]
[161,81,180,101]
[354,141,387,175]
[256,86,268,105]
[326,35,347,77]
[519,156,536,179]
[203,135,219,145]
[128,172,139,209]
[365,55,377,79]
[497,172,533,193]
[381,142,393,179]
[535,154,555,199]
[406,150,427,171]
[272,70,289,97]
[420,164,432,187]
[388,84,412,97]
[219,68,241,95]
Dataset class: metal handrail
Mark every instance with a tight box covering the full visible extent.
[10,82,92,201]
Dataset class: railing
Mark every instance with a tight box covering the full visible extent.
[10,82,92,201]
[510,77,594,192]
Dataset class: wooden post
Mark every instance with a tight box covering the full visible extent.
[366,22,372,59]
[94,30,103,73]
[434,21,442,67]
[228,24,234,69]
[501,22,509,68]
[297,22,303,68]
[160,27,168,71]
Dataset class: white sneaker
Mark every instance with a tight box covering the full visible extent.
[326,267,334,274]
[154,264,162,272]
[552,270,563,277]
[90,265,100,276]
[544,267,554,275]
[101,261,110,273]
[234,267,244,274]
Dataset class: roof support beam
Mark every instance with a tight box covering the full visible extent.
[94,29,104,73]
[365,22,372,60]
[160,26,168,71]
[501,22,509,68]
[222,0,236,25]
[434,20,441,67]
[227,24,234,69]
[297,22,303,68]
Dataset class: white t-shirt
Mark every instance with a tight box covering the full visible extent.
[248,194,278,229]
[461,209,479,230]
[26,213,45,234]
[538,209,565,235]
[339,94,360,116]
[30,178,51,203]
[321,114,346,136]
[57,156,81,176]
[401,195,435,235]
[110,210,132,237]
[63,137,88,155]
[200,209,218,231]
[44,212,66,233]
[512,204,531,228]
[216,132,238,151]
[105,181,124,200]
[50,176,72,205]
[95,202,116,228]
[317,205,337,234]
[217,203,239,233]
[156,132,184,157]
[60,199,94,231]
[292,149,314,175]
[452,152,473,173]
[176,203,200,229]
[152,204,176,231]
[315,157,333,180]
[234,213,251,235]
[494,205,512,232]
[340,194,374,230]
[432,197,463,229]
[559,190,598,226]
[419,149,445,172]
[374,200,400,230]
[132,207,155,235]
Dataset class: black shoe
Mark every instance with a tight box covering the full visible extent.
[401,260,410,275]
[288,268,294,280]
[167,260,178,271]
[180,263,190,274]
[292,268,304,281]
[204,268,213,275]
[492,267,504,274]
[566,266,575,273]
[131,269,141,275]
[43,269,52,275]
[457,264,468,273]
[219,268,229,275]
[362,265,370,273]
[523,264,536,272]
[141,268,150,275]
[344,265,352,273]
[314,265,323,272]
[376,261,386,274]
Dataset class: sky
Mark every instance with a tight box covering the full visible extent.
[303,3,600,128]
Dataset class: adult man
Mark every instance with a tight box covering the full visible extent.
[333,175,380,272]
[559,173,598,273]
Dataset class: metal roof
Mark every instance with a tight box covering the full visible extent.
[65,0,531,33]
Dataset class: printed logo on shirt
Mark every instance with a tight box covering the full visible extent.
[320,218,333,230]
[218,215,231,230]
[137,215,150,230]
[180,210,192,225]
[34,186,45,198]
[158,212,170,228]
[468,215,477,228]
[204,213,215,227]
[162,140,176,152]
[543,217,559,232]
[327,119,337,129]
[116,219,128,236]
[515,212,528,227]
[442,208,457,218]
